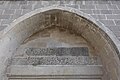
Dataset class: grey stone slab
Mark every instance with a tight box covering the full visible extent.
[106,14,120,19]
[0,19,2,25]
[8,1,20,5]
[95,4,108,10]
[99,20,115,26]
[11,56,101,65]
[114,20,120,25]
[24,47,89,56]
[80,5,95,9]
[0,25,7,31]
[94,1,111,4]
[14,10,22,15]
[100,10,112,14]
[69,47,88,56]
[10,4,20,9]
[106,26,120,30]
[118,53,120,60]
[91,15,106,19]
[92,10,100,14]
[7,65,103,76]
[1,19,13,25]
[0,9,3,14]
[118,37,120,41]
[111,1,120,5]
[41,1,50,7]
[0,1,4,5]
[20,4,32,9]
[0,4,10,9]
[76,1,83,5]
[117,5,120,9]
[59,1,66,6]
[4,9,15,14]
[107,4,118,10]
[49,1,60,6]
[27,1,36,5]
[113,31,120,37]
[19,1,27,5]
[0,15,10,19]
[66,4,78,9]
[22,9,32,15]
[63,1,76,5]
[47,40,62,47]
[85,1,94,5]
[80,10,93,14]
[112,10,120,14]
[10,14,22,19]
[33,4,44,10]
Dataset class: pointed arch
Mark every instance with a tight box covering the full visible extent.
[0,6,120,80]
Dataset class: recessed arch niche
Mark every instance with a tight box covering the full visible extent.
[0,6,120,80]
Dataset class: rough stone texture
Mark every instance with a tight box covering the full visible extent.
[10,47,101,65]
[11,56,101,65]
[24,47,89,56]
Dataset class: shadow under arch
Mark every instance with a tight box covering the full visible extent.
[0,6,120,80]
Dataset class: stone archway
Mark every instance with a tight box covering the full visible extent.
[0,6,120,80]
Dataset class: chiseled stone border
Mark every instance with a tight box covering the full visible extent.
[0,5,120,80]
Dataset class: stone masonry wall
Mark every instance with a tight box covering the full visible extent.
[0,0,120,41]
[0,2,120,80]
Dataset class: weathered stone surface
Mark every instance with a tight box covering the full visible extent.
[95,4,108,9]
[24,47,89,56]
[92,10,100,14]
[114,20,120,25]
[91,15,106,19]
[7,65,103,78]
[0,15,10,19]
[11,56,101,65]
[99,20,115,26]
[80,5,95,9]
[4,9,15,14]
[100,10,112,14]
[107,4,118,9]
[106,14,120,19]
